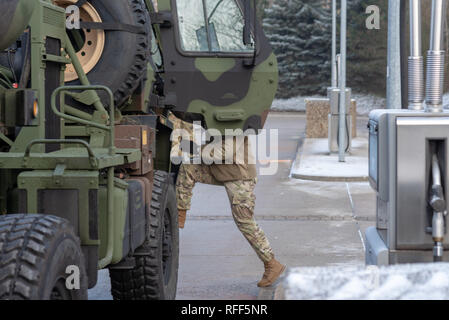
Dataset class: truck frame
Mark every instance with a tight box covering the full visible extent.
[0,0,278,300]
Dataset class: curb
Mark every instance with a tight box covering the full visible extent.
[257,284,286,300]
[290,173,369,183]
[290,137,369,183]
[257,286,277,300]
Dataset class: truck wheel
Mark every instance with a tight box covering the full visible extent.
[110,171,179,300]
[54,0,151,109]
[0,214,88,300]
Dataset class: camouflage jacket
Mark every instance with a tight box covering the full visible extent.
[169,113,257,182]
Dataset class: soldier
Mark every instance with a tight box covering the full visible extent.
[169,113,286,288]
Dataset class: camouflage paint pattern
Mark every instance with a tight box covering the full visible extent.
[188,54,278,133]
[158,0,279,134]
[176,163,274,263]
[168,111,195,160]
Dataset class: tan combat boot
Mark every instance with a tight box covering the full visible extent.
[178,209,187,229]
[257,258,286,288]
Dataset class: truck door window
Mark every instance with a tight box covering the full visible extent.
[205,0,253,52]
[175,0,254,53]
[176,0,208,51]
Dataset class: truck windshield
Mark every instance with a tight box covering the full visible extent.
[176,0,254,53]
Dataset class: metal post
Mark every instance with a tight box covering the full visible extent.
[331,0,337,88]
[387,0,402,109]
[408,0,425,110]
[339,0,347,162]
[426,0,446,113]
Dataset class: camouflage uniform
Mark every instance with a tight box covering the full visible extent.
[170,113,275,263]
[176,164,274,263]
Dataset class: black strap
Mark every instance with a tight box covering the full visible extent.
[80,21,146,35]
[74,0,146,35]
[75,0,88,7]
[150,11,173,28]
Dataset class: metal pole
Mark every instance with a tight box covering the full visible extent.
[387,0,402,109]
[331,0,337,88]
[408,0,425,110]
[339,0,347,162]
[426,0,446,113]
[338,0,347,162]
[400,0,409,109]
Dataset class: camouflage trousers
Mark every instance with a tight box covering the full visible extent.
[176,164,275,263]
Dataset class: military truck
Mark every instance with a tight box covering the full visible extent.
[0,0,278,300]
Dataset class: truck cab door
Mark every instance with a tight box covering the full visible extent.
[156,0,278,133]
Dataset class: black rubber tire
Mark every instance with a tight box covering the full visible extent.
[109,171,179,300]
[66,0,151,109]
[0,214,88,300]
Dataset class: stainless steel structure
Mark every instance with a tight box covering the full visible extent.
[331,0,337,88]
[366,111,449,265]
[338,0,348,162]
[386,0,402,110]
[328,87,352,154]
[426,0,446,112]
[408,0,425,110]
[366,0,449,266]
[327,1,351,156]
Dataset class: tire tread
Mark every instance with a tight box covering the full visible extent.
[0,215,84,300]
[110,171,179,300]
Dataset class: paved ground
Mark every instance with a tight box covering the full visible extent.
[88,112,377,300]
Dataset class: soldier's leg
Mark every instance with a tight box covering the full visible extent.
[176,164,221,228]
[224,179,274,263]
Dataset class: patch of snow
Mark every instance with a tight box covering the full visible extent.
[351,93,386,116]
[271,92,449,116]
[271,92,386,116]
[284,263,449,300]
[270,95,321,113]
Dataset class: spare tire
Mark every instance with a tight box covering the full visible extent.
[55,0,151,109]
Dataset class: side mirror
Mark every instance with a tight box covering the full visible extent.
[243,0,252,46]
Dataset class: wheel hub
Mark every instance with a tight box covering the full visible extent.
[53,0,105,82]
[50,278,73,300]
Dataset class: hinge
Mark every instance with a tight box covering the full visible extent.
[150,11,173,28]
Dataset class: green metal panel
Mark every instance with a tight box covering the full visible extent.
[98,178,129,266]
[18,170,100,246]
[0,147,140,170]
[9,1,68,153]
[187,53,279,132]
[194,58,237,82]
[157,0,279,134]
[158,0,172,11]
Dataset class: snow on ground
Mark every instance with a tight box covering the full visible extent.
[270,93,386,116]
[284,263,449,300]
[271,95,322,113]
[271,92,449,116]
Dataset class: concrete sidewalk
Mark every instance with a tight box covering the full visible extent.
[291,138,369,182]
[291,115,370,182]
